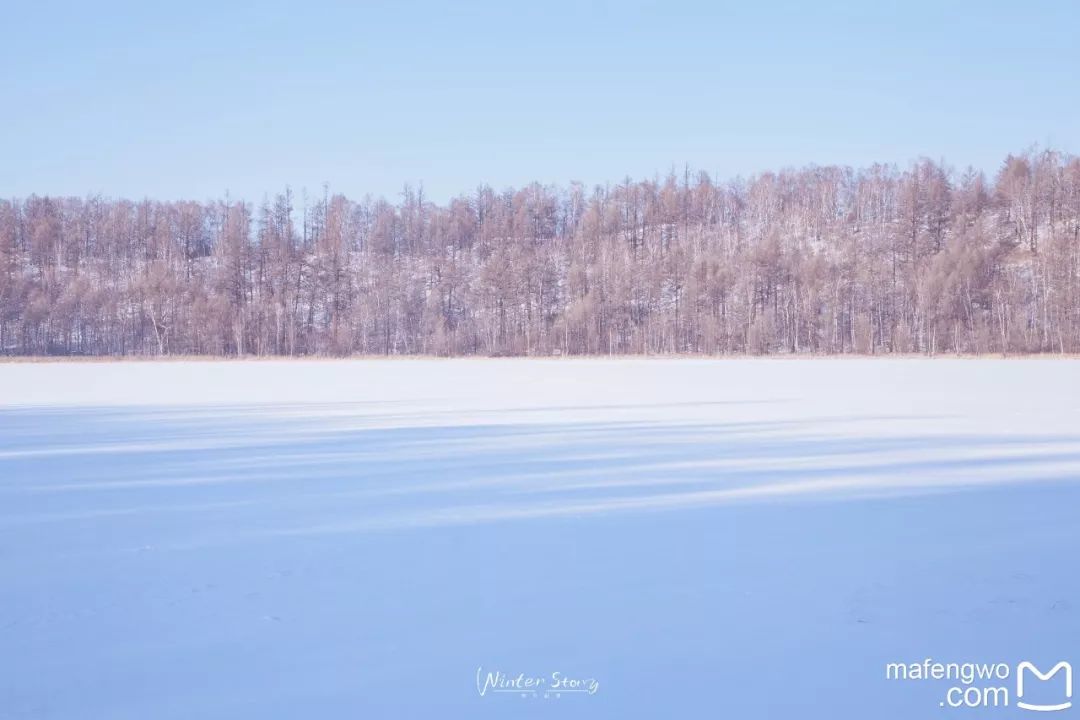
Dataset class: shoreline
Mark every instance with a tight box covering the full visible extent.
[1,353,1078,364]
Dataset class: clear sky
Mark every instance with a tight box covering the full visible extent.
[2,0,1077,203]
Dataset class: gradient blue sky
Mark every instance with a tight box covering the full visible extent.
[2,0,1077,202]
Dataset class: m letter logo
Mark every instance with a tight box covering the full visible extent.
[1016,661,1073,712]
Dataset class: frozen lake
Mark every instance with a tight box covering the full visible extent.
[1,359,1078,718]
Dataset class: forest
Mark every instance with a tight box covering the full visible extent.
[1,147,1078,357]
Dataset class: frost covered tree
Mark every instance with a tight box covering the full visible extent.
[1,147,1078,357]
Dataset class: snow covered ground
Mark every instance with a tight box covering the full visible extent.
[1,359,1078,718]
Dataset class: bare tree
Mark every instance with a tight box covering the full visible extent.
[2,147,1078,357]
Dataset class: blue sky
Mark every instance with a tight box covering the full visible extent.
[2,0,1077,202]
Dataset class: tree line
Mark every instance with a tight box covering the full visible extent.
[1,148,1078,357]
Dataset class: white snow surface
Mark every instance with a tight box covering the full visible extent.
[1,358,1078,718]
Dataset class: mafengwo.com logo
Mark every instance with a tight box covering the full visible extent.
[886,659,1072,711]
